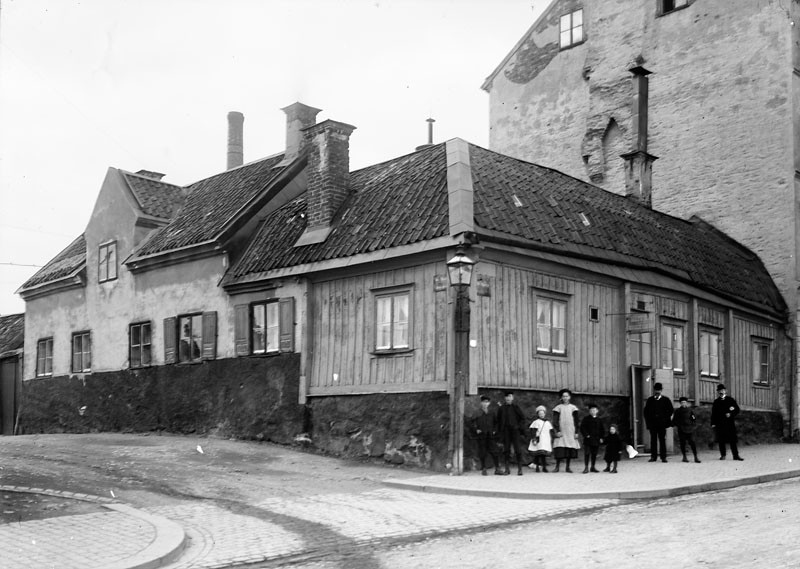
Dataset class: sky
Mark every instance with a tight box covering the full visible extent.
[0,0,547,315]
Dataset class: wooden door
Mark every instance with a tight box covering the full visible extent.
[1,358,17,435]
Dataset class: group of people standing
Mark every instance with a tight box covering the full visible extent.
[471,382,744,476]
[645,381,743,463]
[471,388,623,476]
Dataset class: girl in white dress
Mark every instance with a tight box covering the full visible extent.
[528,405,554,472]
[552,388,580,473]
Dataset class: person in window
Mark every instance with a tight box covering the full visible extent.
[643,382,674,462]
[711,384,743,461]
[552,388,580,473]
[497,391,527,476]
[470,395,503,476]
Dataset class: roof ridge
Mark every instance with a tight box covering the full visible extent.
[184,152,285,189]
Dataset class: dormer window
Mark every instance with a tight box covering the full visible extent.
[559,8,584,49]
[660,0,688,15]
[98,241,118,283]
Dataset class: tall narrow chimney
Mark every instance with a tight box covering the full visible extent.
[294,119,357,247]
[278,102,322,167]
[622,66,657,207]
[227,111,244,170]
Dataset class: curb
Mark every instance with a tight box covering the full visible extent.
[383,467,800,500]
[0,486,187,569]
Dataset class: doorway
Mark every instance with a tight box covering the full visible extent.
[630,366,652,451]
[1,357,18,435]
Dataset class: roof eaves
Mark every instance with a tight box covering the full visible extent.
[16,269,86,300]
[124,239,220,273]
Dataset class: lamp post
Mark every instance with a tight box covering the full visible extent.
[446,247,475,475]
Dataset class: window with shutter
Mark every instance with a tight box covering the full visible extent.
[202,311,217,360]
[234,304,250,356]
[279,297,295,352]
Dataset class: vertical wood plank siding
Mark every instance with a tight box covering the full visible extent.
[475,264,624,395]
[728,317,778,409]
[309,262,448,394]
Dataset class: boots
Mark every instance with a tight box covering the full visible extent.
[565,459,573,473]
[553,460,561,473]
[682,455,689,463]
[603,463,610,472]
[517,465,523,476]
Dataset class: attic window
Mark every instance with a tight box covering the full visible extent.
[660,0,688,15]
[560,9,584,49]
[512,194,524,207]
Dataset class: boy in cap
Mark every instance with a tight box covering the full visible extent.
[643,381,674,462]
[579,403,604,473]
[671,396,701,463]
[471,395,503,475]
[711,384,743,461]
[497,391,527,475]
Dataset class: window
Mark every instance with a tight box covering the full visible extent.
[699,330,720,377]
[660,323,684,372]
[630,332,652,367]
[163,312,217,364]
[375,291,410,351]
[589,306,599,321]
[234,299,295,356]
[536,296,567,355]
[252,301,280,354]
[130,322,152,368]
[71,331,91,373]
[98,241,118,283]
[753,340,771,385]
[36,337,53,377]
[559,9,584,49]
[661,0,688,15]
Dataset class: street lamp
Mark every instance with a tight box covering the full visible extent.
[446,247,475,475]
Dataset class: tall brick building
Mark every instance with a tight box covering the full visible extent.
[483,0,800,436]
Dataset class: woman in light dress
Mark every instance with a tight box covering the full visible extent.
[552,388,580,473]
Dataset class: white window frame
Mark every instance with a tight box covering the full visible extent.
[71,331,91,373]
[536,295,568,356]
[559,8,584,49]
[660,322,684,373]
[178,313,203,363]
[753,339,771,385]
[251,301,280,355]
[630,331,652,367]
[98,241,118,283]
[130,322,152,369]
[36,337,53,377]
[374,288,412,353]
[699,329,720,378]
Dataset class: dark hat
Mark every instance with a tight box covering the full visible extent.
[717,384,726,391]
[480,395,490,402]
[679,396,688,402]
[558,388,572,397]
[503,390,514,397]
[609,423,618,430]
[653,382,663,390]
[588,403,598,409]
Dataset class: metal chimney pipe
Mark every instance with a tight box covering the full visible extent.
[227,111,244,170]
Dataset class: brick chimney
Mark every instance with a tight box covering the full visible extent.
[294,119,356,246]
[278,102,322,167]
[227,111,244,170]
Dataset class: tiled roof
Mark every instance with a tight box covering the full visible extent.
[132,154,288,258]
[226,144,449,279]
[123,172,186,220]
[227,142,784,314]
[19,234,86,291]
[0,313,24,355]
[468,144,785,312]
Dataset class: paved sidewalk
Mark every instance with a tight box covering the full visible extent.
[384,445,800,499]
[2,439,799,569]
[0,486,186,569]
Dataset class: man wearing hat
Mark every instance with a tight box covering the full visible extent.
[470,395,503,475]
[643,382,674,462]
[711,384,743,461]
[671,396,701,463]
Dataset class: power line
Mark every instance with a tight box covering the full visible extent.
[0,262,42,268]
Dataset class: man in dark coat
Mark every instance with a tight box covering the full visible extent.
[497,391,527,475]
[711,384,743,461]
[471,395,503,475]
[672,396,701,463]
[643,382,674,462]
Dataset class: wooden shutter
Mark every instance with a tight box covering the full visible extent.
[201,311,217,360]
[279,297,295,353]
[163,317,177,364]
[234,304,250,356]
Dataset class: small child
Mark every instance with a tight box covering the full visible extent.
[528,405,554,472]
[603,424,622,473]
[579,403,605,473]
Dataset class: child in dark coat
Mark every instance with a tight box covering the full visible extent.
[603,424,623,473]
[672,396,701,463]
[579,403,604,473]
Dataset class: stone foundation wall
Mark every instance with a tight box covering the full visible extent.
[679,405,785,451]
